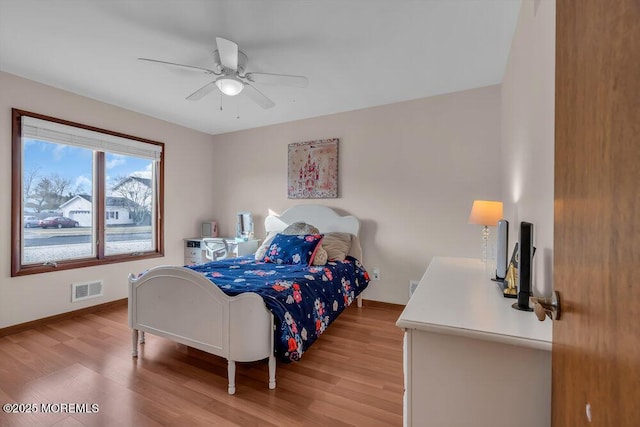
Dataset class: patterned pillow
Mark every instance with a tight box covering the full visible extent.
[262,233,324,265]
[256,223,318,260]
[281,222,328,266]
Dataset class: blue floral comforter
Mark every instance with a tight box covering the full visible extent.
[187,256,370,362]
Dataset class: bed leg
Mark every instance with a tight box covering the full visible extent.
[132,330,138,358]
[357,294,363,308]
[140,331,145,344]
[227,360,236,395]
[268,354,276,390]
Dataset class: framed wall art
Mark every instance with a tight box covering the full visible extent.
[288,138,338,199]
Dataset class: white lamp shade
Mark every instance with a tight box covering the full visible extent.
[215,77,244,96]
[468,200,503,226]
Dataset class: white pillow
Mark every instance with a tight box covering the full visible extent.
[254,232,277,260]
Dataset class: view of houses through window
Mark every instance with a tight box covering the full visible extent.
[21,142,156,263]
[12,110,164,275]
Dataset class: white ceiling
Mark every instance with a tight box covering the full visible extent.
[0,0,521,136]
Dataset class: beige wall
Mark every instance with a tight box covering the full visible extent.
[501,0,556,296]
[2,19,547,323]
[208,85,502,304]
[0,71,217,328]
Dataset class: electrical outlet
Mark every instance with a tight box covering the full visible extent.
[409,280,419,297]
[372,268,380,280]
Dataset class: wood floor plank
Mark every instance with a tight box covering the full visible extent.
[308,398,399,427]
[335,376,403,406]
[0,302,404,426]
[51,416,86,427]
[33,325,75,343]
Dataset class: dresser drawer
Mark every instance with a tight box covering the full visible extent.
[185,248,202,258]
[184,257,201,266]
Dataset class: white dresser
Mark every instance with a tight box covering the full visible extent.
[184,237,259,266]
[396,257,552,427]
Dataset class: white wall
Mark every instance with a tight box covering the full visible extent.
[501,0,556,296]
[0,0,556,325]
[0,71,217,328]
[208,85,502,304]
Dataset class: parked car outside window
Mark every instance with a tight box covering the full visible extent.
[23,216,40,228]
[38,216,80,229]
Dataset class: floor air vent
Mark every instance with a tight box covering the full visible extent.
[71,280,104,302]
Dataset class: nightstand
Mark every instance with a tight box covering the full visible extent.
[184,237,260,266]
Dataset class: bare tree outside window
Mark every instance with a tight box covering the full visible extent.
[112,176,152,225]
[29,173,73,213]
[23,167,40,206]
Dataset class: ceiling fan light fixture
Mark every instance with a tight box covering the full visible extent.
[215,76,244,96]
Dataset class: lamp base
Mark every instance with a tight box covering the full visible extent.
[512,302,533,312]
[481,225,489,265]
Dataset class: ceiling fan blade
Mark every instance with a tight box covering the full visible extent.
[138,58,217,74]
[243,84,275,109]
[216,37,238,71]
[186,81,218,101]
[245,72,309,88]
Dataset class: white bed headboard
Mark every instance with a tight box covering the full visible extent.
[264,205,363,261]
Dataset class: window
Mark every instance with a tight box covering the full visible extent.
[11,109,164,276]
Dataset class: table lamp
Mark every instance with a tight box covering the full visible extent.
[468,200,503,265]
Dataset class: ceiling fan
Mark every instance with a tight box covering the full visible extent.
[139,37,308,109]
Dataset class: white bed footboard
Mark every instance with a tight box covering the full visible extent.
[128,266,275,394]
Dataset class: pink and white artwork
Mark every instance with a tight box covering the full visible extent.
[288,138,338,199]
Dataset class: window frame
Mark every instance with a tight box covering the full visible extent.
[11,109,164,277]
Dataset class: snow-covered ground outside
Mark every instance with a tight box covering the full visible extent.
[24,241,152,264]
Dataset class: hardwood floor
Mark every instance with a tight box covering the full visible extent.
[0,301,404,426]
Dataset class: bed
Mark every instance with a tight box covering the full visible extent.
[128,205,369,394]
